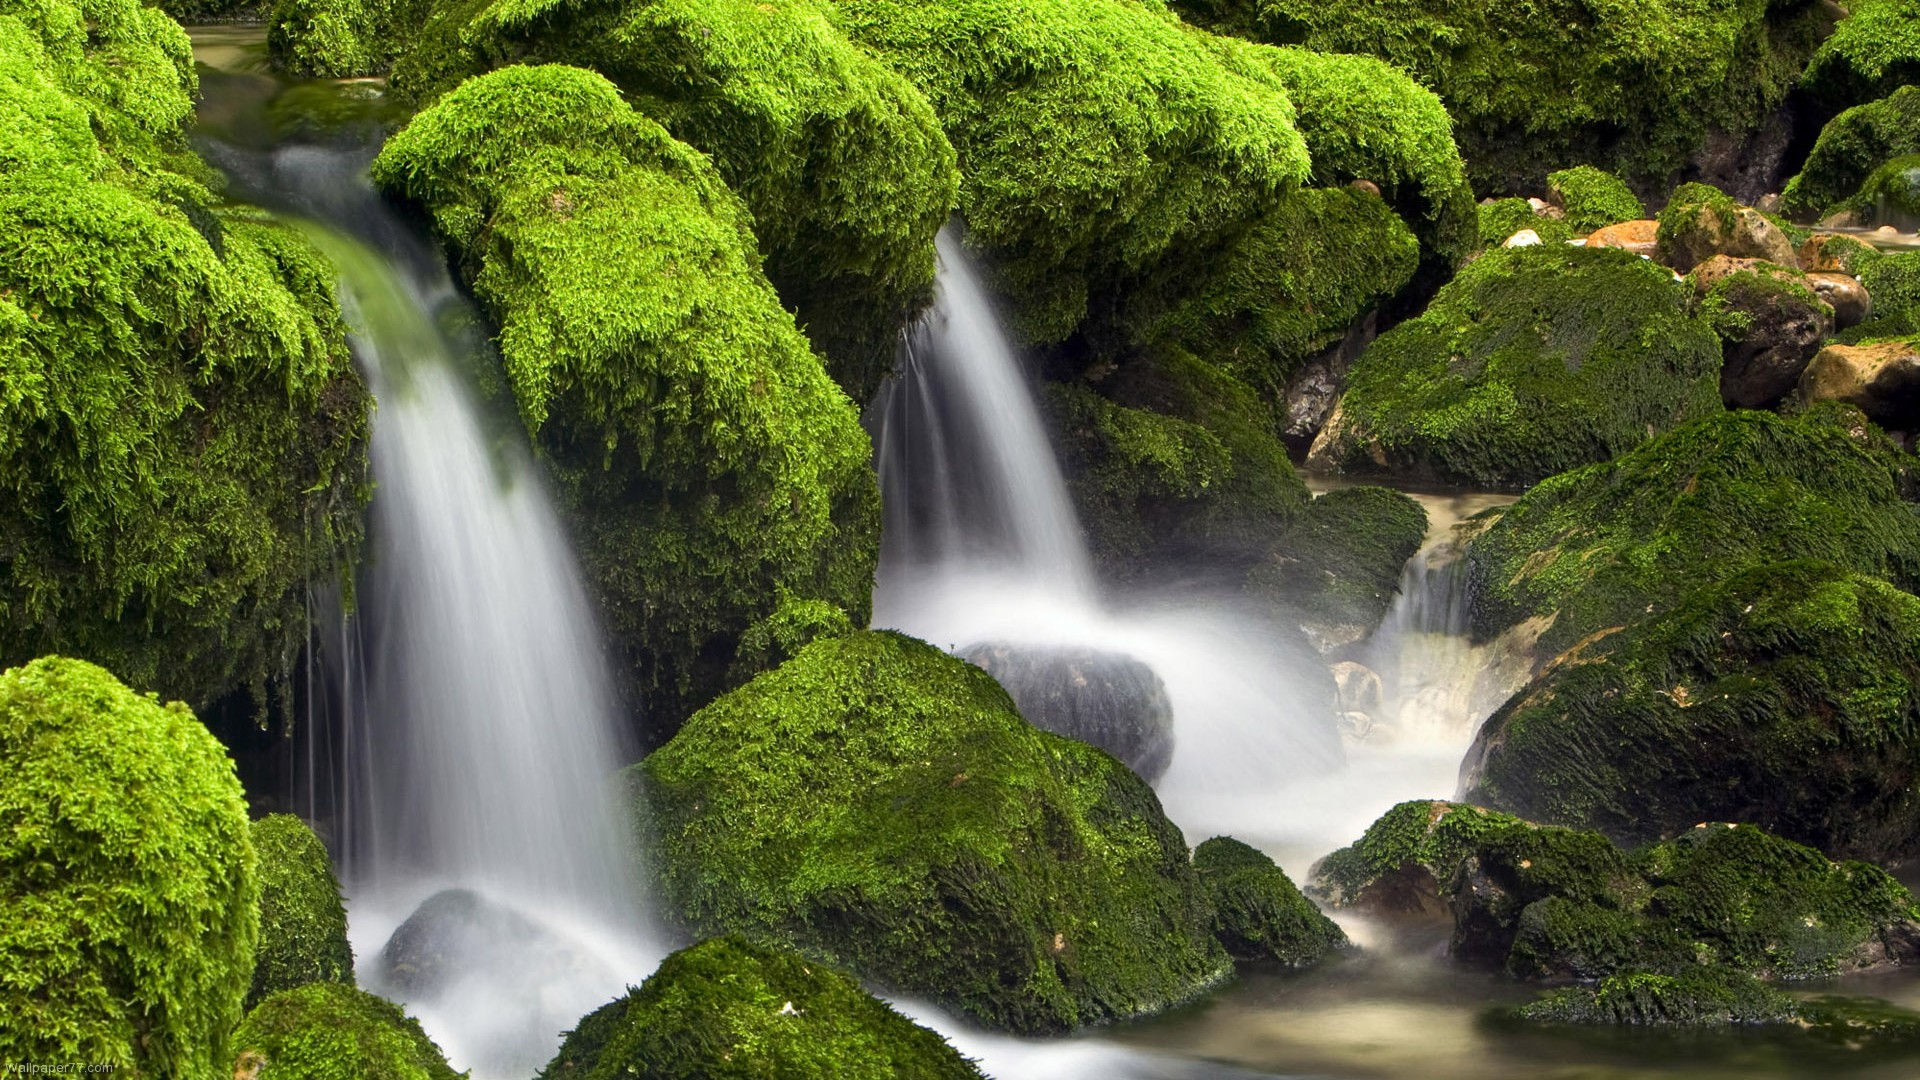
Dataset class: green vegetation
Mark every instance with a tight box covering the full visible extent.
[1194,837,1347,966]
[538,937,984,1080]
[270,0,431,78]
[372,65,879,740]
[1781,86,1920,221]
[1801,0,1920,109]
[1514,968,1797,1025]
[250,815,354,1008]
[1655,182,1800,272]
[1463,409,1920,663]
[1546,166,1644,235]
[1477,198,1573,249]
[0,0,371,710]
[1249,486,1427,635]
[1838,251,1920,344]
[231,983,464,1080]
[1308,246,1723,488]
[0,658,259,1077]
[636,631,1230,1034]
[1827,153,1920,228]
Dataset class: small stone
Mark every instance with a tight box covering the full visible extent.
[1349,178,1381,197]
[1584,219,1658,258]
[1805,271,1873,328]
[1504,229,1543,248]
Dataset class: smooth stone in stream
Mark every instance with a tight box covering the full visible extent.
[959,641,1175,781]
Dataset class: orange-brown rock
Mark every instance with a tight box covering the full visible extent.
[1584,219,1658,257]
[1800,341,1920,429]
[1806,271,1873,328]
[1799,232,1881,275]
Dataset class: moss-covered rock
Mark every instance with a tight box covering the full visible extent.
[538,937,983,1080]
[1655,182,1800,273]
[1690,257,1835,408]
[249,815,354,1008]
[1247,486,1427,641]
[371,65,879,740]
[1545,166,1644,235]
[1194,837,1347,967]
[269,0,431,78]
[1169,0,1826,194]
[1838,251,1920,344]
[1462,409,1920,665]
[0,657,259,1077]
[1306,245,1724,489]
[1830,153,1920,229]
[1800,0,1920,110]
[231,983,463,1080]
[1476,197,1574,249]
[1461,562,1920,863]
[1512,967,1797,1025]
[1780,86,1920,222]
[635,630,1230,1034]
[1309,801,1920,981]
[0,0,371,711]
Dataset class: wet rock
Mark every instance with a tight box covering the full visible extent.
[1657,182,1799,272]
[1807,271,1874,328]
[1194,837,1347,967]
[1584,219,1659,257]
[1503,228,1543,247]
[1800,340,1920,429]
[1689,254,1834,407]
[1799,232,1881,274]
[1282,312,1378,451]
[959,642,1175,782]
[379,888,564,998]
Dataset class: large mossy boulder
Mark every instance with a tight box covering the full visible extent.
[539,937,983,1080]
[0,658,260,1077]
[1462,562,1920,863]
[1780,85,1920,222]
[1305,245,1724,489]
[1463,409,1920,666]
[1309,801,1920,981]
[249,814,354,1008]
[0,0,371,711]
[1169,0,1826,195]
[372,65,879,740]
[268,0,431,79]
[635,630,1230,1034]
[1194,837,1347,967]
[1248,485,1428,646]
[231,983,462,1080]
[1800,0,1920,110]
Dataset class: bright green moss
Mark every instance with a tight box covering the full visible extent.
[1249,486,1427,635]
[372,65,879,739]
[1477,198,1574,249]
[0,657,259,1077]
[539,937,984,1080]
[1310,245,1723,489]
[1546,166,1643,235]
[250,815,354,1008]
[1194,837,1347,967]
[1463,410,1920,664]
[231,983,463,1080]
[269,0,430,78]
[636,631,1230,1034]
[1827,153,1920,229]
[1781,86,1920,221]
[1838,251,1920,344]
[1801,0,1920,109]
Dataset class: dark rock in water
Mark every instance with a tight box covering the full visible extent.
[1193,837,1347,967]
[1687,254,1835,408]
[957,641,1175,781]
[379,888,557,998]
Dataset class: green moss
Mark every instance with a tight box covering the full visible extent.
[269,0,431,78]
[636,630,1230,1034]
[1837,251,1920,344]
[0,657,259,1077]
[1168,0,1825,194]
[250,815,354,1008]
[1310,245,1723,489]
[372,65,879,740]
[1801,0,1920,109]
[539,937,984,1080]
[1514,968,1796,1025]
[1546,166,1643,235]
[231,983,463,1080]
[1781,86,1920,221]
[1194,837,1347,966]
[1477,198,1574,249]
[1463,410,1920,663]
[1464,562,1920,862]
[1249,486,1427,635]
[1827,153,1920,229]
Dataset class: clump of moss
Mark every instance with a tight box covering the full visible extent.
[1476,197,1574,249]
[1514,968,1797,1025]
[1307,245,1723,489]
[1194,838,1347,966]
[249,815,354,1008]
[1546,166,1644,235]
[538,937,984,1080]
[0,658,259,1075]
[1826,153,1920,229]
[1838,251,1920,344]
[1780,86,1920,222]
[1655,182,1800,272]
[269,0,431,78]
[1800,0,1920,110]
[1463,409,1920,664]
[636,631,1230,1034]
[231,983,463,1080]
[372,65,879,740]
[1248,486,1427,637]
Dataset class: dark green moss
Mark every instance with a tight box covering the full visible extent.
[1477,198,1573,249]
[249,815,354,1009]
[1780,86,1920,222]
[0,658,259,1076]
[538,937,984,1080]
[1546,166,1644,235]
[372,65,879,740]
[1514,968,1797,1025]
[1308,245,1724,489]
[1248,486,1427,636]
[1801,0,1920,110]
[1827,153,1920,229]
[636,630,1230,1034]
[231,983,463,1080]
[1194,837,1347,966]
[1463,410,1920,664]
[1837,251,1920,344]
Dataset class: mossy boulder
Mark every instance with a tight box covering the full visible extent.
[371,65,879,740]
[538,937,983,1080]
[1512,967,1798,1025]
[1306,245,1724,489]
[1309,801,1920,981]
[1655,182,1800,273]
[1247,486,1428,644]
[249,814,354,1008]
[1,0,371,711]
[1690,256,1835,408]
[1194,837,1347,967]
[1838,251,1920,344]
[1461,562,1920,863]
[0,658,259,1077]
[1801,0,1920,110]
[1801,341,1920,429]
[1780,86,1920,222]
[1545,166,1643,235]
[1462,409,1920,666]
[1832,153,1920,230]
[380,0,956,402]
[635,630,1231,1034]
[1169,0,1826,195]
[269,0,431,78]
[1477,198,1574,249]
[231,983,463,1080]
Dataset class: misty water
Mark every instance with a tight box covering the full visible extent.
[190,30,1920,1080]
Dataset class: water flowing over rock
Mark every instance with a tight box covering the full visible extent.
[959,642,1175,782]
